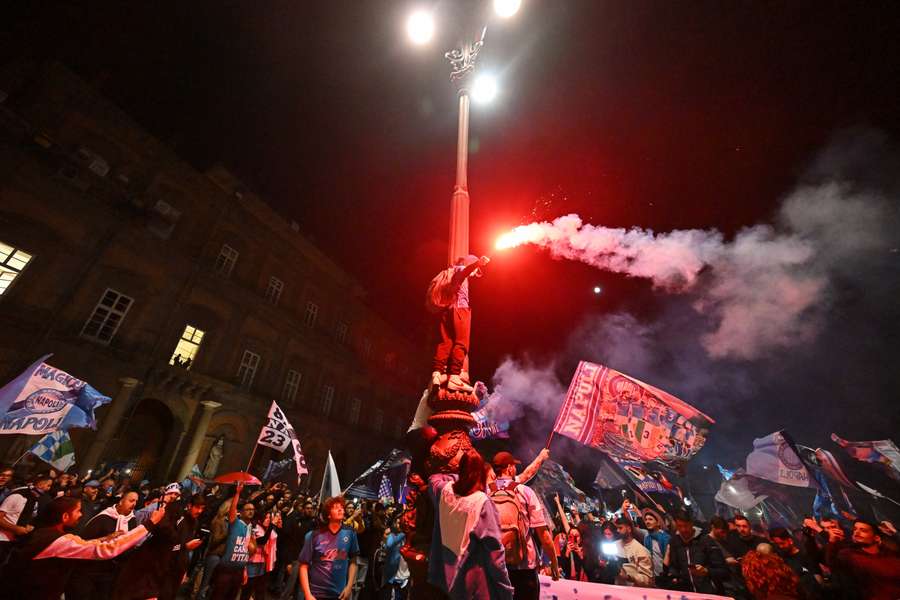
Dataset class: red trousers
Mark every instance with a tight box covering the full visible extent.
[432,307,471,375]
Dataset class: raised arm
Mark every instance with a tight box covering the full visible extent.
[516,448,550,484]
[35,507,164,560]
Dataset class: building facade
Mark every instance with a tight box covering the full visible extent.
[0,61,424,485]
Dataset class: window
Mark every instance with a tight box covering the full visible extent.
[283,369,302,403]
[214,244,239,277]
[304,301,318,328]
[265,276,284,306]
[0,242,33,297]
[81,289,133,344]
[320,384,335,416]
[170,325,204,369]
[237,350,261,389]
[349,397,361,425]
[384,352,396,370]
[362,338,372,359]
[373,409,384,433]
[335,321,348,344]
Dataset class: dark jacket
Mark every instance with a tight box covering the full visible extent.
[666,527,730,593]
[112,499,183,600]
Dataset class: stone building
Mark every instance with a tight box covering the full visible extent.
[0,61,424,485]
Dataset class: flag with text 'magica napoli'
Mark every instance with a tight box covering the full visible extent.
[553,361,714,470]
[0,355,111,435]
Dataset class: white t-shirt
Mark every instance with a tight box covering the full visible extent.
[0,492,28,542]
[492,478,547,570]
[616,538,654,586]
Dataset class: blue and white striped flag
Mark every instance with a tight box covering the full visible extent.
[378,473,392,501]
[29,430,76,471]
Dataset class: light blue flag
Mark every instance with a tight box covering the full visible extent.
[29,430,76,471]
[0,355,111,435]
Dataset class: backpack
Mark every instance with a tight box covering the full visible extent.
[424,267,458,313]
[488,482,529,566]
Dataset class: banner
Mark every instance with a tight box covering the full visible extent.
[832,433,900,481]
[469,406,510,440]
[618,460,681,495]
[553,361,713,470]
[318,450,341,504]
[256,401,307,482]
[29,430,76,471]
[0,355,111,435]
[537,574,731,599]
[745,431,813,488]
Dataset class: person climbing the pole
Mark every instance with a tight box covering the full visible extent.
[427,254,490,394]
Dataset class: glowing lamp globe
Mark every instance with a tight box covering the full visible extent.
[406,11,435,45]
[593,286,602,294]
[494,0,522,18]
[471,75,498,104]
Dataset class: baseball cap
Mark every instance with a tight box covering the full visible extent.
[163,482,182,496]
[491,451,521,468]
[84,480,101,488]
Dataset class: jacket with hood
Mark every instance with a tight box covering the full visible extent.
[665,526,729,594]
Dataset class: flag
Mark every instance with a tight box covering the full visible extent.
[832,434,900,481]
[745,431,814,487]
[181,464,205,495]
[378,474,393,501]
[715,470,768,510]
[594,454,631,489]
[344,449,411,501]
[28,430,76,471]
[0,355,111,435]
[617,460,680,495]
[256,401,307,483]
[552,361,713,470]
[813,448,857,489]
[318,451,341,504]
[262,458,293,483]
[469,406,510,440]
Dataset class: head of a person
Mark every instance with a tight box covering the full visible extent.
[144,490,162,507]
[615,517,635,541]
[454,450,488,497]
[851,520,882,550]
[303,501,316,518]
[116,491,139,515]
[819,515,840,533]
[491,451,520,479]
[769,527,796,552]
[741,550,799,599]
[32,473,54,494]
[187,493,206,519]
[733,515,753,539]
[162,483,182,505]
[100,478,116,494]
[602,524,617,540]
[322,496,346,524]
[672,509,695,541]
[756,542,774,554]
[240,502,256,522]
[82,480,100,500]
[36,496,82,530]
[567,528,582,545]
[0,466,13,487]
[642,509,663,532]
[709,516,729,541]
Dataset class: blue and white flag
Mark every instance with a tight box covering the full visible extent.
[0,355,112,435]
[745,431,814,488]
[29,430,76,472]
[378,473,392,501]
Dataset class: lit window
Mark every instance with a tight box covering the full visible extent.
[321,384,335,416]
[304,301,318,328]
[237,350,261,389]
[336,321,348,344]
[349,397,361,425]
[214,244,239,277]
[265,276,284,306]
[0,242,33,297]
[373,409,384,433]
[170,325,204,368]
[283,369,302,403]
[81,289,133,344]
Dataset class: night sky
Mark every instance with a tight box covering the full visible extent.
[5,1,900,483]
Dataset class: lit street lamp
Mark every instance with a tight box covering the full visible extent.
[408,1,520,265]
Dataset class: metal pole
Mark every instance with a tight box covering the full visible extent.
[448,90,470,266]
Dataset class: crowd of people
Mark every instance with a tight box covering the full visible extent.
[0,449,898,600]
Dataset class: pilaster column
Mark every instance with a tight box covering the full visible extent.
[176,400,221,480]
[79,377,140,475]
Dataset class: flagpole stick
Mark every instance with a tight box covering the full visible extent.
[11,451,29,467]
[545,429,555,450]
[244,443,259,474]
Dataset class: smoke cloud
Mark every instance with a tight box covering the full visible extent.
[488,128,900,466]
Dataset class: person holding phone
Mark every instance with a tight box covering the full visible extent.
[663,510,729,594]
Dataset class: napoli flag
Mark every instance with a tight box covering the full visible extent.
[0,355,112,435]
[745,431,814,488]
